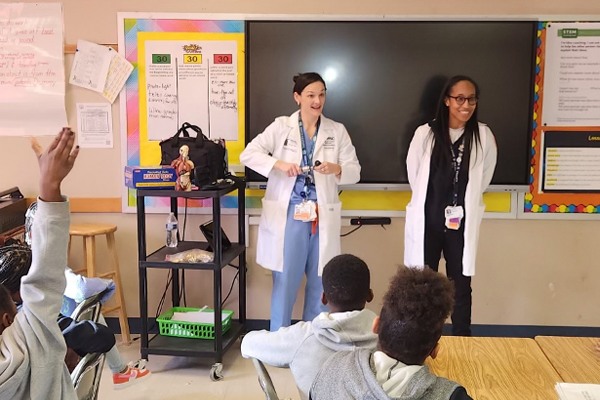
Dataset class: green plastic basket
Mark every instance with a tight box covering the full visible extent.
[156,307,233,339]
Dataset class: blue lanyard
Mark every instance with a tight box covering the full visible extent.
[450,137,465,206]
[298,113,320,198]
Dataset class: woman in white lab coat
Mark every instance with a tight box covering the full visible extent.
[404,75,497,336]
[240,72,361,331]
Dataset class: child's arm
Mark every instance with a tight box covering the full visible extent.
[241,322,312,368]
[16,129,79,365]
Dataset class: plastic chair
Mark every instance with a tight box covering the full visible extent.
[251,358,283,400]
[69,288,111,400]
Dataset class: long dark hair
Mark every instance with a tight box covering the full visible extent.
[429,75,481,167]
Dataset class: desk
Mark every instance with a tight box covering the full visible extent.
[535,336,600,383]
[470,389,558,400]
[426,337,560,400]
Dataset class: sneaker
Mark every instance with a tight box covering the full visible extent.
[113,359,151,389]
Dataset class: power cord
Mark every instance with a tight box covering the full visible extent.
[134,269,173,342]
[341,225,362,237]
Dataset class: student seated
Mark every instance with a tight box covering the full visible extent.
[0,244,116,371]
[19,201,150,388]
[0,128,80,399]
[241,254,378,400]
[310,266,473,400]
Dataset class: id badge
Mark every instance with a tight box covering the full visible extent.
[294,200,317,222]
[445,205,464,230]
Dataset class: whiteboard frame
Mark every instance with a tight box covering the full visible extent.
[117,13,600,219]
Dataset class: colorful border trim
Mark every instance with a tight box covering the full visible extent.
[525,22,600,214]
[123,19,244,210]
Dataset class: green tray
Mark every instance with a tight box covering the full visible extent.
[156,307,233,339]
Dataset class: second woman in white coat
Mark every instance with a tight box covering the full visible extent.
[404,75,497,336]
[241,73,361,331]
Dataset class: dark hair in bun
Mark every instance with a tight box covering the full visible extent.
[293,72,326,95]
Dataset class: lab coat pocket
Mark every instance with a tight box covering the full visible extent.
[260,199,287,235]
[317,201,342,273]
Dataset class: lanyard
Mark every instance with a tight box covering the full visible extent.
[298,113,320,198]
[450,137,465,206]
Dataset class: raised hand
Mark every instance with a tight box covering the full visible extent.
[31,127,79,202]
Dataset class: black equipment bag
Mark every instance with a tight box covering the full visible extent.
[160,122,227,188]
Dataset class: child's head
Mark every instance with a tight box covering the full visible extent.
[0,245,32,304]
[375,266,454,365]
[0,284,17,334]
[321,254,373,313]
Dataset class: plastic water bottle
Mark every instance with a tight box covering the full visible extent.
[166,212,179,248]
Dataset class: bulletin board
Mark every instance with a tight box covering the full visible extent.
[525,22,600,215]
[117,14,245,213]
[117,14,515,216]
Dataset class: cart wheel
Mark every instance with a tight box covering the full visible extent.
[210,363,224,381]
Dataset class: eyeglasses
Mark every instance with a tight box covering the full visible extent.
[447,96,479,106]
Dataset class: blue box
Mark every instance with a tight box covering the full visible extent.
[125,166,177,189]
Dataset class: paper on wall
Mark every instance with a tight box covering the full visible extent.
[0,3,68,136]
[76,103,113,148]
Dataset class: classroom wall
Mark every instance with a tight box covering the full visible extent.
[2,0,600,329]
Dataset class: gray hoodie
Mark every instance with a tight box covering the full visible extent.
[0,199,77,400]
[241,309,378,400]
[310,348,471,400]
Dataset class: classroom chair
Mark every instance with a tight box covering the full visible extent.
[69,223,130,344]
[70,288,111,400]
[251,358,292,400]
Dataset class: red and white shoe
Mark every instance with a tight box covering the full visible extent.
[113,359,151,389]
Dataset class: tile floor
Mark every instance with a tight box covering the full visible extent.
[97,335,299,400]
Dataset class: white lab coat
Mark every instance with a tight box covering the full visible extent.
[404,122,497,276]
[240,110,361,275]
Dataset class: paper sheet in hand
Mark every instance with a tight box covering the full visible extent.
[171,310,229,324]
[556,383,600,400]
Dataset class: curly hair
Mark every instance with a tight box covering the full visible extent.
[0,245,32,294]
[322,254,371,311]
[378,266,455,365]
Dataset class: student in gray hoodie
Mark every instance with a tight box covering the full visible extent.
[310,266,473,400]
[0,128,79,400]
[241,254,378,400]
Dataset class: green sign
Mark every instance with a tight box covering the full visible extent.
[558,29,600,38]
[152,54,171,64]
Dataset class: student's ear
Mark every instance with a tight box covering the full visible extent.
[293,92,301,106]
[444,97,450,107]
[1,313,14,329]
[366,289,374,303]
[321,292,328,306]
[429,343,440,360]
[372,316,380,334]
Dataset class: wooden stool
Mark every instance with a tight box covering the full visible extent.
[69,223,130,344]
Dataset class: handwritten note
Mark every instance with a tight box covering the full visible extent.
[209,63,238,140]
[69,39,112,92]
[102,50,134,103]
[69,40,133,103]
[0,3,67,136]
[143,39,239,141]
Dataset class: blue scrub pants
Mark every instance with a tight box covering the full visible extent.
[270,203,327,331]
